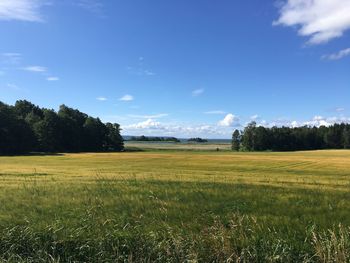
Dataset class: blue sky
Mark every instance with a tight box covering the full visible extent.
[0,0,350,138]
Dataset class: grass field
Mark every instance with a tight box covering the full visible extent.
[0,148,350,262]
[125,141,232,151]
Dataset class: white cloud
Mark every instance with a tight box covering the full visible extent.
[23,65,47,72]
[47,76,59,81]
[336,107,345,112]
[128,113,168,119]
[127,119,162,129]
[322,48,350,60]
[119,94,134,101]
[96,97,107,101]
[123,120,233,138]
[218,113,240,127]
[274,0,350,44]
[254,115,350,128]
[192,88,204,97]
[303,115,350,127]
[204,110,226,115]
[0,0,44,22]
[121,114,350,138]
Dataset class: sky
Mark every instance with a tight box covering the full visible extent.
[0,0,350,138]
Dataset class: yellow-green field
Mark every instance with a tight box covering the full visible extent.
[0,149,350,262]
[125,141,232,151]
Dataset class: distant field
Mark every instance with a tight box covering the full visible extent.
[125,140,232,151]
[0,150,350,262]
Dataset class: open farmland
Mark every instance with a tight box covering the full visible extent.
[124,141,232,151]
[0,149,350,262]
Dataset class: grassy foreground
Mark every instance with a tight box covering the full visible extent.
[0,150,350,262]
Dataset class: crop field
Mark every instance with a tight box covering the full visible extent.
[0,149,350,262]
[125,141,232,151]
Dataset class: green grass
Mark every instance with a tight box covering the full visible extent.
[0,149,350,262]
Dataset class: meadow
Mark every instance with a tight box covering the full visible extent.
[0,147,350,262]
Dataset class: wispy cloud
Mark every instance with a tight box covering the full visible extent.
[322,48,350,60]
[192,88,204,97]
[218,113,240,127]
[96,96,107,101]
[250,114,260,121]
[204,110,226,115]
[127,57,156,76]
[0,0,44,22]
[23,65,47,72]
[6,83,20,90]
[1,53,22,64]
[119,94,134,101]
[47,76,59,81]
[274,0,350,44]
[76,0,104,17]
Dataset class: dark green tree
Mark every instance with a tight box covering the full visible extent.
[231,129,241,151]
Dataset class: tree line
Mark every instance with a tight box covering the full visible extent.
[232,121,350,151]
[129,135,180,143]
[0,100,124,154]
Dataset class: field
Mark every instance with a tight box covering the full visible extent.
[0,147,350,262]
[125,141,232,151]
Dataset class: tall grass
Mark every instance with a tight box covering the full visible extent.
[0,213,349,262]
[0,150,349,261]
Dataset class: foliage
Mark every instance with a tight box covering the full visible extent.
[129,135,180,143]
[0,100,124,154]
[187,137,208,143]
[235,121,350,151]
[231,129,241,151]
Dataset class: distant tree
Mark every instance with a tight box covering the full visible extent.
[342,126,350,149]
[242,121,257,151]
[254,126,270,151]
[0,102,36,154]
[231,130,241,151]
[105,123,124,151]
[235,121,350,152]
[83,117,107,151]
[58,105,88,152]
[129,136,180,143]
[188,138,208,143]
[33,109,62,152]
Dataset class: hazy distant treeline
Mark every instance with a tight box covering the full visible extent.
[232,121,350,151]
[129,135,180,143]
[0,100,124,154]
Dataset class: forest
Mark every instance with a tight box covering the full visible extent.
[233,121,350,151]
[0,100,124,154]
